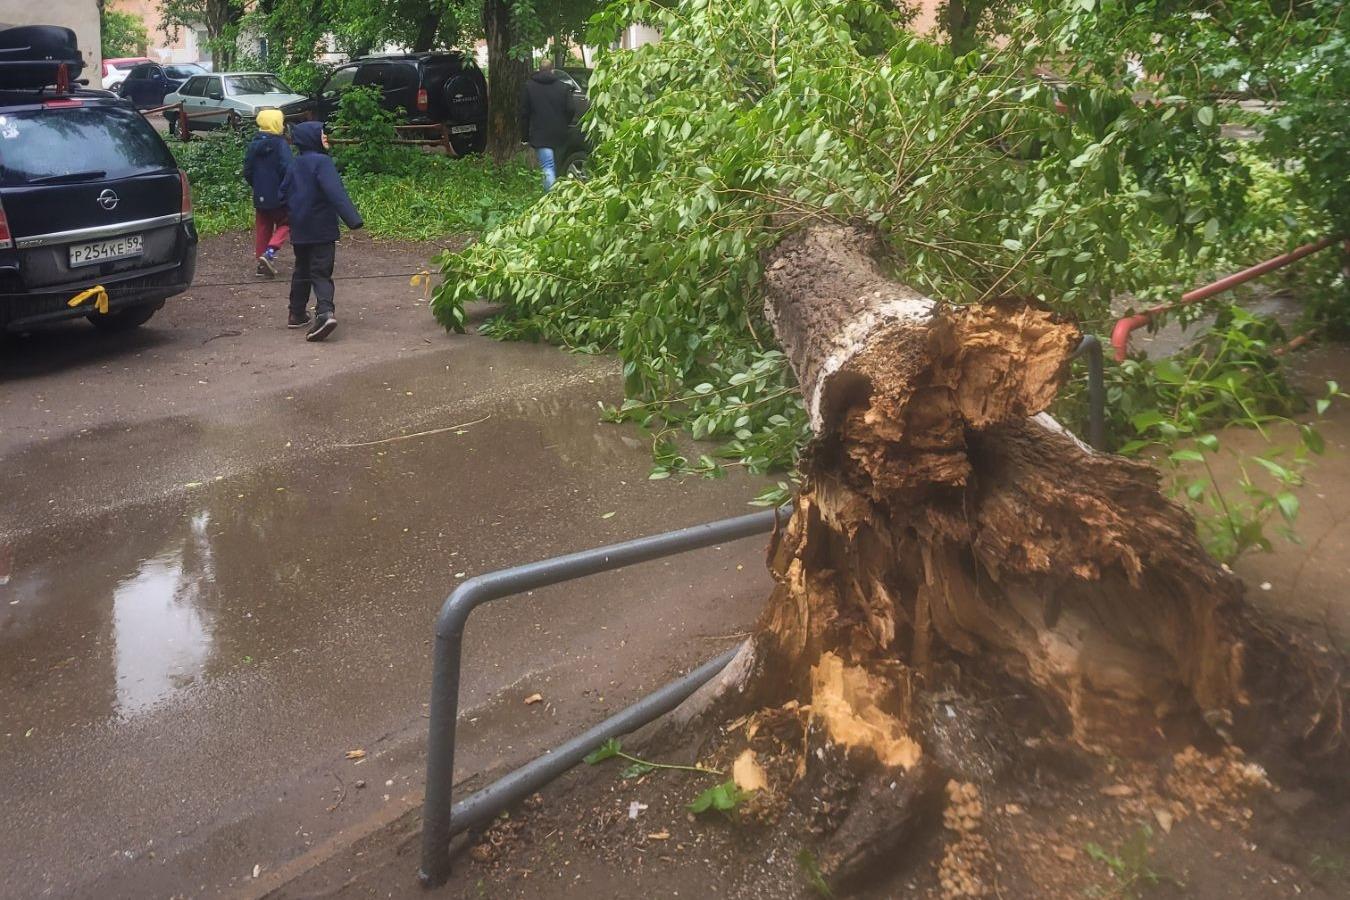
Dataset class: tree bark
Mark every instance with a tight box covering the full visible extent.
[683,226,1346,801]
[483,0,532,163]
[412,11,442,52]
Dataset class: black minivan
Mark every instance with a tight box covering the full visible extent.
[309,52,487,155]
[0,51,197,333]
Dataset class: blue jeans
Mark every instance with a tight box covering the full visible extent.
[536,146,556,190]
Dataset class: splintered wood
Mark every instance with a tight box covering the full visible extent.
[662,224,1343,892]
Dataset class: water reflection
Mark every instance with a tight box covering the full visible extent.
[111,512,216,714]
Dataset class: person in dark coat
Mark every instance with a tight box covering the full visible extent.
[242,108,291,278]
[279,121,363,341]
[518,59,576,190]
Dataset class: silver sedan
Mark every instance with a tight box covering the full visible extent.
[163,72,307,132]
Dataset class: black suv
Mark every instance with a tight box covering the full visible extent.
[0,86,197,333]
[309,52,487,155]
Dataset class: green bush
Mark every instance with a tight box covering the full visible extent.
[331,86,407,175]
[170,131,540,240]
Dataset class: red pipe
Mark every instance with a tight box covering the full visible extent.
[1109,236,1339,361]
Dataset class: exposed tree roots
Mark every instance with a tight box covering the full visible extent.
[666,225,1347,891]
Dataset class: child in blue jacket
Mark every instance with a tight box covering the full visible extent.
[280,121,364,341]
[242,109,292,277]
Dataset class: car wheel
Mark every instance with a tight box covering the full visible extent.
[88,304,159,333]
[560,150,589,181]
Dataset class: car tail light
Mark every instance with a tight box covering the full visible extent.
[178,169,193,218]
[0,199,11,249]
[417,87,429,112]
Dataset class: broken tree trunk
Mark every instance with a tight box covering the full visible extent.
[678,226,1345,822]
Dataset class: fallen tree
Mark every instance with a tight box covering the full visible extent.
[669,225,1348,887]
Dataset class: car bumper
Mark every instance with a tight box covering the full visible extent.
[0,224,198,332]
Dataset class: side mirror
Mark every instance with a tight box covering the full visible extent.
[208,90,223,101]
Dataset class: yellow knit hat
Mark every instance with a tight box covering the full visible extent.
[257,108,285,135]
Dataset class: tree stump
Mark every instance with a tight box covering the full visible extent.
[673,227,1345,884]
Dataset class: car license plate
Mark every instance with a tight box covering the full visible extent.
[449,124,478,134]
[69,234,144,267]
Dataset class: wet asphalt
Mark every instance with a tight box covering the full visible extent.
[0,234,774,898]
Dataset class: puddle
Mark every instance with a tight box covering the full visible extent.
[0,386,771,745]
[111,515,217,714]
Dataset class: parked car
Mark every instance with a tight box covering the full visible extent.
[307,52,487,155]
[0,30,197,334]
[553,68,591,180]
[117,62,207,109]
[163,72,307,132]
[101,56,153,90]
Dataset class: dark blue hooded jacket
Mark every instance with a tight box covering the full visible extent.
[280,122,363,244]
[242,132,291,211]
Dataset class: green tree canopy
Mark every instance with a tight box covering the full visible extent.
[101,7,150,58]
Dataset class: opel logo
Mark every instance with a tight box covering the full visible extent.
[97,189,120,211]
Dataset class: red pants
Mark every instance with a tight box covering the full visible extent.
[254,208,290,258]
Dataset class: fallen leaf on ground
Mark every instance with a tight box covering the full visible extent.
[345,749,367,760]
[601,511,616,519]
[524,693,543,705]
[252,864,261,878]
[1100,783,1136,797]
[1154,808,1175,833]
[647,831,671,840]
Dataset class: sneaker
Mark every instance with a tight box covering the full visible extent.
[287,311,311,329]
[257,254,277,277]
[306,314,338,342]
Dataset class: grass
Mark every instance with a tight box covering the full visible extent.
[168,130,542,239]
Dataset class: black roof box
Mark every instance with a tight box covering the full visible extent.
[0,25,84,89]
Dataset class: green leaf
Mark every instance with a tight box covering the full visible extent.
[1301,425,1325,455]
[621,762,657,779]
[1196,434,1220,453]
[1196,106,1215,126]
[796,849,835,897]
[1276,492,1300,525]
[584,738,622,766]
[1130,410,1168,433]
[1169,449,1204,463]
[688,779,749,814]
[1253,457,1295,483]
[1001,238,1024,252]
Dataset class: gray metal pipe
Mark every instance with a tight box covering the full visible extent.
[419,507,786,887]
[1071,334,1107,451]
[446,646,739,836]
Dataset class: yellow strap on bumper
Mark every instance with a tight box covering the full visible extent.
[67,285,110,314]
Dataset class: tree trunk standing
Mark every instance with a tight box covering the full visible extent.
[939,0,988,57]
[678,225,1345,880]
[483,0,532,163]
[412,12,442,52]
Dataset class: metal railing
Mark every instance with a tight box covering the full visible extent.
[417,332,1108,886]
[418,507,787,887]
[1109,236,1342,361]
[1072,334,1106,451]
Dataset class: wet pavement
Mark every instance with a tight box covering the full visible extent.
[0,235,774,898]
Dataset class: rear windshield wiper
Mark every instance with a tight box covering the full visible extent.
[26,170,108,185]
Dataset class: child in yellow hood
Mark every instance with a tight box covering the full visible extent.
[243,109,293,278]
